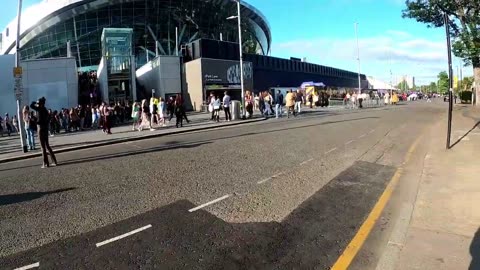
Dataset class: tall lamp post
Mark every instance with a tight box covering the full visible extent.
[354,22,362,95]
[15,0,27,153]
[227,0,246,119]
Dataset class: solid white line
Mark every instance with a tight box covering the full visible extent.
[325,147,337,154]
[14,262,40,270]
[359,134,366,139]
[345,140,355,145]
[188,195,231,212]
[257,177,272,184]
[96,225,152,247]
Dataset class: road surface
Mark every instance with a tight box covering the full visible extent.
[0,101,445,269]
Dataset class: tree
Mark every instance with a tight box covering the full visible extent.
[429,82,437,92]
[396,80,409,91]
[437,71,450,93]
[402,0,480,105]
[460,76,474,90]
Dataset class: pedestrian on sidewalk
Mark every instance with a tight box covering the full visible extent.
[258,92,265,116]
[140,99,154,131]
[167,96,175,122]
[12,115,18,133]
[275,90,284,118]
[102,102,113,134]
[295,90,303,114]
[264,91,273,118]
[245,91,254,118]
[286,90,296,118]
[30,97,57,168]
[23,106,35,150]
[213,96,221,122]
[131,102,140,131]
[158,97,166,127]
[175,94,187,128]
[208,92,216,121]
[308,93,313,108]
[78,105,86,130]
[4,113,13,136]
[91,105,99,129]
[223,91,231,121]
[0,115,3,136]
[150,97,159,127]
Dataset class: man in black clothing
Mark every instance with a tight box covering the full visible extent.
[31,97,58,168]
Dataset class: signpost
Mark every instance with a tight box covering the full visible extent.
[15,0,28,153]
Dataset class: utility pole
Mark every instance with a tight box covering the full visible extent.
[14,0,27,153]
[354,22,362,95]
[444,12,454,150]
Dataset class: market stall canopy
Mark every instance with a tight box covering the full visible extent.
[300,81,326,88]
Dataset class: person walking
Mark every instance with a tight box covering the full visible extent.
[263,91,272,118]
[102,102,113,134]
[12,115,19,133]
[285,90,296,118]
[174,94,186,128]
[158,97,166,127]
[245,91,254,118]
[4,113,13,136]
[131,102,140,131]
[295,90,303,114]
[167,96,175,122]
[23,106,35,150]
[213,96,221,122]
[30,97,57,168]
[208,92,216,121]
[140,99,154,131]
[223,91,231,121]
[275,90,284,119]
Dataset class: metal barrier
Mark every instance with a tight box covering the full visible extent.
[361,98,384,108]
[328,98,346,108]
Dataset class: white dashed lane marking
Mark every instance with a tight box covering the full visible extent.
[325,147,337,154]
[14,262,40,270]
[345,140,355,145]
[300,158,314,166]
[359,134,366,139]
[96,225,152,247]
[188,195,231,212]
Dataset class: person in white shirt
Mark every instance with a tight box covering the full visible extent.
[213,96,222,122]
[223,91,231,121]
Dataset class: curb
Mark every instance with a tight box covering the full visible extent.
[0,118,266,164]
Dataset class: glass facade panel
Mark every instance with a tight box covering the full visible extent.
[18,0,271,68]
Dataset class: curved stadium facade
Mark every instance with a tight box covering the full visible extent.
[0,0,271,68]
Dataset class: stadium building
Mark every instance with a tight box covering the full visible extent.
[0,0,367,113]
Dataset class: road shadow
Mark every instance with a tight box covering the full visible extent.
[470,228,480,270]
[0,161,396,269]
[0,188,76,206]
[450,121,480,149]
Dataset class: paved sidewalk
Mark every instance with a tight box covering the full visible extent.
[0,112,266,163]
[394,106,480,270]
[0,103,388,164]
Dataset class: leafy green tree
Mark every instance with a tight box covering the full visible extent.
[396,80,409,91]
[402,0,480,105]
[429,82,437,92]
[437,71,450,93]
[460,76,474,90]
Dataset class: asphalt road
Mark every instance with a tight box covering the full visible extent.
[0,101,445,269]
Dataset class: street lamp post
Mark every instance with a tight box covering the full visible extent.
[227,0,246,119]
[15,0,27,153]
[354,22,362,95]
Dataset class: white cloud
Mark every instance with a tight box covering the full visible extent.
[271,30,462,85]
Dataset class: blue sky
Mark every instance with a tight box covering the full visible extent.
[0,0,470,85]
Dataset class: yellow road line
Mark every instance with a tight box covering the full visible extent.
[330,135,422,270]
